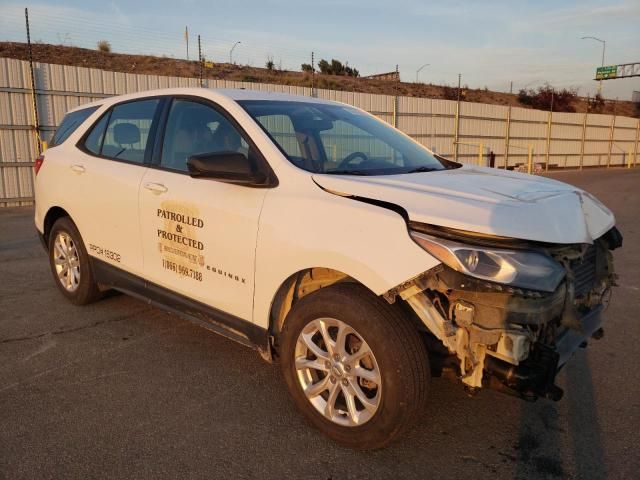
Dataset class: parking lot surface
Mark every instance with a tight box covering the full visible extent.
[1,168,639,479]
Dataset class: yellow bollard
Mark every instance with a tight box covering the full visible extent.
[527,145,533,174]
[478,142,483,167]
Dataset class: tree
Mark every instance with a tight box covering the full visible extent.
[318,59,331,74]
[301,63,313,73]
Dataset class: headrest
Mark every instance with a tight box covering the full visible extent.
[114,122,140,145]
[213,123,241,151]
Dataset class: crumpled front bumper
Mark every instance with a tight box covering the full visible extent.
[395,265,609,402]
[483,305,604,401]
[556,305,604,367]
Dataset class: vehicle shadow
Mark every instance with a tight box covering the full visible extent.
[510,351,606,479]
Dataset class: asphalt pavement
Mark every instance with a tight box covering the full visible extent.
[1,168,639,479]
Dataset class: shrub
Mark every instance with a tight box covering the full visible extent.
[301,63,313,73]
[517,84,577,112]
[442,85,458,100]
[97,40,111,53]
[587,93,605,113]
[265,56,274,71]
[317,58,359,77]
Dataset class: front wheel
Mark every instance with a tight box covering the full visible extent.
[279,283,430,449]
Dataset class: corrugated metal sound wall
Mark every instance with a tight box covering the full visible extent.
[1,57,639,206]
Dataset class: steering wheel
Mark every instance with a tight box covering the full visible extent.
[337,151,369,169]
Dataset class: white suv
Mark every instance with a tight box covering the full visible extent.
[35,88,621,449]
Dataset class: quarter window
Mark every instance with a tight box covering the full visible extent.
[84,99,160,163]
[83,113,109,155]
[160,99,249,172]
[51,106,99,147]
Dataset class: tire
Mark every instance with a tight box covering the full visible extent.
[279,282,430,449]
[48,216,102,305]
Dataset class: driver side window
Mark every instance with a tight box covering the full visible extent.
[160,99,249,172]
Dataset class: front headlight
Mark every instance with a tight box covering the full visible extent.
[410,231,565,292]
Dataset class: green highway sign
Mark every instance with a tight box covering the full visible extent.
[595,65,617,80]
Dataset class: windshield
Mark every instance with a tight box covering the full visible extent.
[238,100,458,175]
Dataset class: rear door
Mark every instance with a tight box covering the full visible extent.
[71,98,164,276]
[138,97,269,321]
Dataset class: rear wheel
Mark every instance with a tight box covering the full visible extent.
[279,283,430,449]
[48,217,101,305]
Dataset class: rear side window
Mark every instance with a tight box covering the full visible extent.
[83,99,160,163]
[51,106,99,147]
[84,114,109,155]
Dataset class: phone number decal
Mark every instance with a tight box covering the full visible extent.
[162,259,203,282]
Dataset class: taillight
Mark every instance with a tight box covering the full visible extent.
[34,154,44,175]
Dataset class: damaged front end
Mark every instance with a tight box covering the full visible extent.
[385,223,622,401]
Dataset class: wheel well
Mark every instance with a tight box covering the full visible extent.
[269,268,359,337]
[267,267,430,360]
[43,207,70,244]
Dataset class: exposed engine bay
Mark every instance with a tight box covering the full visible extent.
[385,224,623,401]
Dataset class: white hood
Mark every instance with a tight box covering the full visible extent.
[313,166,615,244]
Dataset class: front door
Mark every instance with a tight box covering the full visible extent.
[139,98,269,322]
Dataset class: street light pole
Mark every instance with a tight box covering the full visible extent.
[229,41,241,64]
[415,63,430,83]
[581,36,606,95]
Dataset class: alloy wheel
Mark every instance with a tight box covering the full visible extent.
[52,231,81,292]
[294,317,382,427]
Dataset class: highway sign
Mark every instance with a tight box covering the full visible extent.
[595,63,640,80]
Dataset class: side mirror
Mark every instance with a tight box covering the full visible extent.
[186,151,267,185]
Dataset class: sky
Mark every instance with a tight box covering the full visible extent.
[1,0,639,100]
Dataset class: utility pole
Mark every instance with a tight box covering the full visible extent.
[454,73,461,162]
[504,106,512,169]
[198,35,203,87]
[185,26,189,60]
[509,80,513,94]
[311,51,315,97]
[579,112,588,170]
[393,64,399,128]
[24,7,41,154]
[545,92,554,171]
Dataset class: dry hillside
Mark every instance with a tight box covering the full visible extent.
[1,42,637,118]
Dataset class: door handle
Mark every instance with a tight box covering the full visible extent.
[144,182,168,194]
[70,164,85,174]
